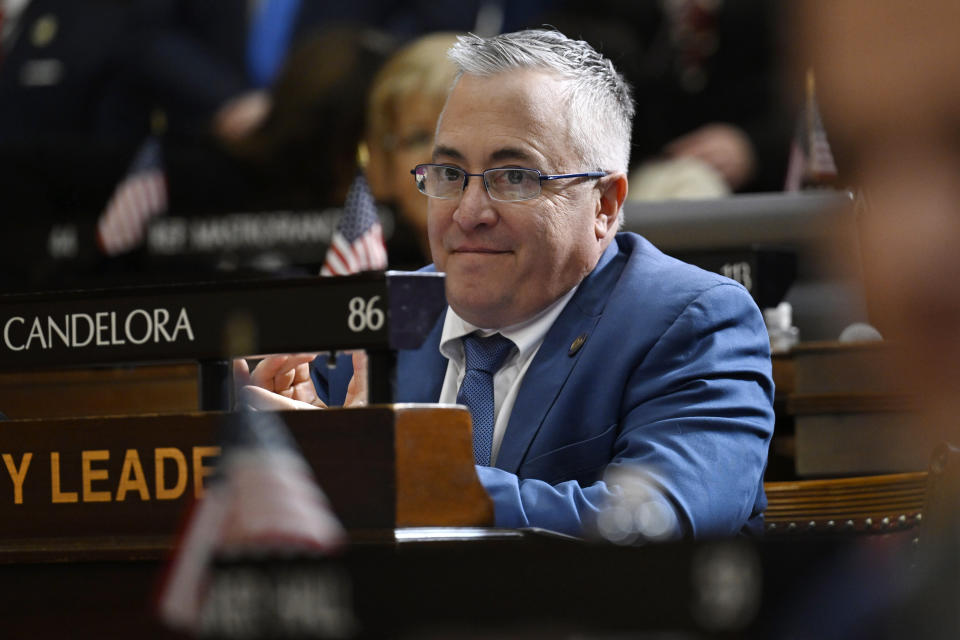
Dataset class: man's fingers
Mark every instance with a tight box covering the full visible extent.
[249,353,318,382]
[290,378,322,404]
[248,353,319,391]
[240,385,321,411]
[344,350,369,407]
[242,351,359,407]
[232,358,252,387]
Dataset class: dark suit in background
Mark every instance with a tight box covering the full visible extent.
[0,0,153,216]
[540,0,792,192]
[0,0,150,142]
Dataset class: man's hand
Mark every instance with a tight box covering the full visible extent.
[665,123,756,190]
[234,353,325,411]
[234,352,368,410]
[213,90,272,142]
[343,351,368,407]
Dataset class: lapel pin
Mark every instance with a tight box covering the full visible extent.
[568,333,587,357]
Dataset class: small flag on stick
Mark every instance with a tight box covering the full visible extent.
[157,410,346,633]
[320,170,387,276]
[96,136,168,255]
[784,70,838,191]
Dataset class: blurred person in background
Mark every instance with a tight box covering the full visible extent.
[127,0,395,141]
[364,32,460,269]
[0,0,155,215]
[127,0,553,144]
[208,26,390,211]
[762,4,960,633]
[0,0,150,143]
[798,0,960,454]
[539,0,792,197]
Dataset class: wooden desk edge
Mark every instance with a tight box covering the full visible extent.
[394,405,494,527]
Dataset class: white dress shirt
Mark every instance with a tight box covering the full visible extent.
[438,286,578,464]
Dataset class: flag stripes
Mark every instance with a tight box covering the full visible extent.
[784,70,838,191]
[322,224,386,276]
[320,171,387,276]
[96,137,168,255]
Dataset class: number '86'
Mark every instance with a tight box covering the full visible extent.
[347,296,385,332]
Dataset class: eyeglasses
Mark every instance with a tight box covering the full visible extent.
[411,164,608,202]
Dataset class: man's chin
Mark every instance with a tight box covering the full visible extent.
[446,250,512,271]
[446,287,512,329]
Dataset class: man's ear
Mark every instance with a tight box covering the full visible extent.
[595,172,628,240]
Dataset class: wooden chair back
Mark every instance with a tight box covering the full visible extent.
[764,471,927,535]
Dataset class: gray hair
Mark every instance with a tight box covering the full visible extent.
[447,29,634,174]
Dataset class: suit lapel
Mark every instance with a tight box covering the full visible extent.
[495,239,626,474]
[495,308,601,473]
[396,313,447,403]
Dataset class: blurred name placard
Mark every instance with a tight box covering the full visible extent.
[146,210,342,260]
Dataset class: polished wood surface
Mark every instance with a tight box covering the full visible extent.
[790,340,902,395]
[778,340,936,477]
[0,363,199,419]
[394,405,494,527]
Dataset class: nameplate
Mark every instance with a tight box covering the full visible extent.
[0,406,491,547]
[0,272,445,369]
[0,410,397,541]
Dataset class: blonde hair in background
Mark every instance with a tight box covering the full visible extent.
[364,32,461,261]
[366,32,460,155]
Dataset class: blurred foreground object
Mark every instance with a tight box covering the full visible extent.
[797,0,960,442]
[158,410,346,634]
[787,339,931,477]
[594,465,681,545]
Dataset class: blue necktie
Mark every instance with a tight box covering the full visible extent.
[457,333,515,465]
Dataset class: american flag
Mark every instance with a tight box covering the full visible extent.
[157,410,346,632]
[320,171,387,275]
[784,70,838,192]
[96,136,168,256]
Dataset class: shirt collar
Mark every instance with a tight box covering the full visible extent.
[439,285,580,365]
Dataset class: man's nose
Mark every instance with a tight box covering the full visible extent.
[452,175,498,230]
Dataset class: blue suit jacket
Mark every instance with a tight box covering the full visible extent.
[313,233,775,538]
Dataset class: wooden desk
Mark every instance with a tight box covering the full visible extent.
[0,407,492,562]
[0,363,198,420]
[0,530,940,639]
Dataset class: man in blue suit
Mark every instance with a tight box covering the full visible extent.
[240,29,774,539]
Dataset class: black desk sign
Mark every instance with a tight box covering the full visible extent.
[673,248,796,309]
[0,271,445,370]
